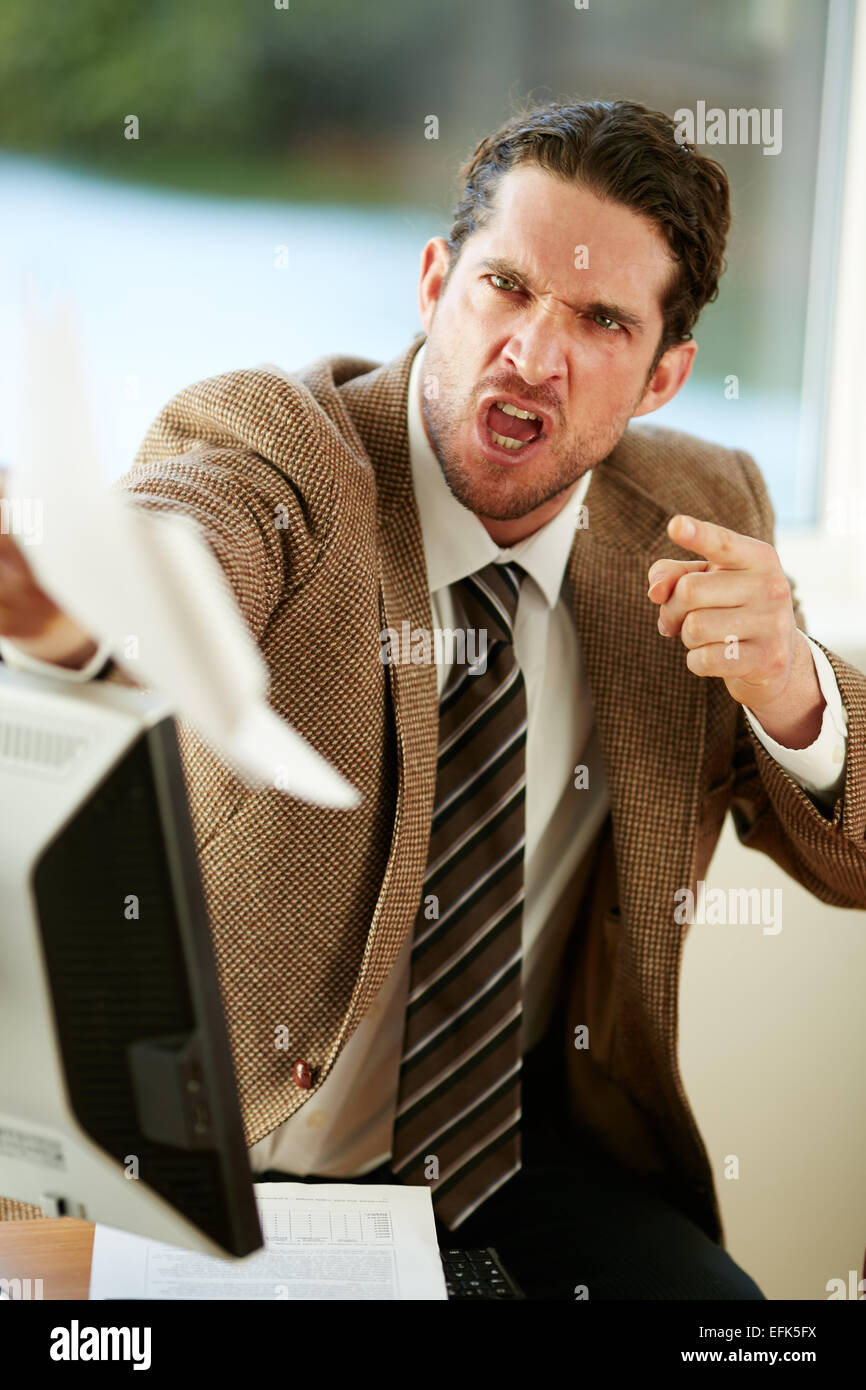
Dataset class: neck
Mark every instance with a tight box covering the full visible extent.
[478,482,581,547]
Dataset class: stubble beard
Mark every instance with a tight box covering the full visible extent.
[421,377,632,523]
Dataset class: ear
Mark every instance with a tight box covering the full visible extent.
[632,339,698,418]
[418,237,453,333]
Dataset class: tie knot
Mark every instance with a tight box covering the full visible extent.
[459,560,525,647]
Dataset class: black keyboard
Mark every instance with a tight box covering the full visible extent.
[440,1246,525,1299]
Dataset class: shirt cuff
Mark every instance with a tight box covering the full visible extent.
[0,635,114,683]
[743,634,848,804]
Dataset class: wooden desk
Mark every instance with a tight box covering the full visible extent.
[0,1218,94,1300]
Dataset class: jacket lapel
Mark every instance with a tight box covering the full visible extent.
[565,447,707,1114]
[338,336,440,1028]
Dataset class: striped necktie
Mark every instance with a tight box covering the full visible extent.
[390,560,528,1230]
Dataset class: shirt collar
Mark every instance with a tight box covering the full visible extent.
[407,341,591,610]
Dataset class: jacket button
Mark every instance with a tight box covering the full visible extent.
[293,1059,312,1089]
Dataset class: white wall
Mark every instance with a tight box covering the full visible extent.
[680,627,866,1301]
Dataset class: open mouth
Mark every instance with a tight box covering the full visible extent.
[485,400,544,452]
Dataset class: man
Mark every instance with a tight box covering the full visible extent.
[1,100,864,1299]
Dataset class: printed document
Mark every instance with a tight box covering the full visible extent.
[89,1183,448,1300]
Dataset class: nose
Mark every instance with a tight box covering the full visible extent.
[502,305,568,387]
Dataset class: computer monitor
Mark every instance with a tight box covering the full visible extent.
[0,665,263,1259]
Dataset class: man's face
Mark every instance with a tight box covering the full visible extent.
[418,165,696,542]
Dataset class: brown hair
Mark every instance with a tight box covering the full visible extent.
[447,99,731,371]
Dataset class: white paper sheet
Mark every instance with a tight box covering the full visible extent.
[8,292,360,809]
[89,1183,448,1301]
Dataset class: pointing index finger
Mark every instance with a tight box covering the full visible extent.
[666,514,768,570]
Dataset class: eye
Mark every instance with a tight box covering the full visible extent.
[591,312,624,333]
[488,273,520,293]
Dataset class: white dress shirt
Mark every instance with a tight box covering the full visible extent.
[1,345,849,1179]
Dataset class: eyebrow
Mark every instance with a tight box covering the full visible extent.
[478,257,647,333]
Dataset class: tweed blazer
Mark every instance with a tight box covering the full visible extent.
[3,334,865,1241]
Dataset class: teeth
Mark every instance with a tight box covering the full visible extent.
[497,401,540,421]
[489,429,528,450]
